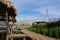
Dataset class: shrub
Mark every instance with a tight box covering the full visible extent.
[27,26,60,39]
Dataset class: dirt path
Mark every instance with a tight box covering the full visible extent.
[21,29,56,40]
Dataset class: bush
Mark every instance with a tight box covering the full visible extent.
[27,26,60,39]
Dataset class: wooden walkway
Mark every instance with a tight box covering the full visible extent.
[21,29,56,40]
[0,29,58,40]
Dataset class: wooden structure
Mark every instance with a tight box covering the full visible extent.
[0,0,16,40]
[0,0,28,40]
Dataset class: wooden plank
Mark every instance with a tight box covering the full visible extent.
[9,34,27,38]
[0,30,6,33]
[13,30,21,32]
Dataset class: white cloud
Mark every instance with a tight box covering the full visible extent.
[10,0,37,7]
[10,0,60,23]
[16,15,44,22]
[32,5,60,17]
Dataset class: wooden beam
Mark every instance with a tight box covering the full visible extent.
[9,34,27,38]
[6,12,9,40]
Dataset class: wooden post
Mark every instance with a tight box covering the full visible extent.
[2,34,3,40]
[11,25,13,40]
[6,12,9,40]
[23,37,26,40]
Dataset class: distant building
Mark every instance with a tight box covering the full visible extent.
[33,21,47,27]
[14,22,31,29]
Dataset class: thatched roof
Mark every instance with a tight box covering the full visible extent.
[0,0,17,16]
[0,0,17,22]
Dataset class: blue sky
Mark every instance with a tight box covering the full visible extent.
[10,0,60,23]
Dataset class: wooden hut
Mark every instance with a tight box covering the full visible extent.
[0,0,17,40]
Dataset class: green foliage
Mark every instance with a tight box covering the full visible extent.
[32,24,37,27]
[27,26,60,39]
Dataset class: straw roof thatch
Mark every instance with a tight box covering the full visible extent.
[0,0,17,16]
[0,0,17,22]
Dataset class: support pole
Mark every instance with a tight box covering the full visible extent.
[23,37,26,40]
[11,26,13,40]
[6,12,9,40]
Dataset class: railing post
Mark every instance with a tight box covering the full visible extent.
[23,37,26,40]
[11,25,13,40]
[6,12,9,40]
